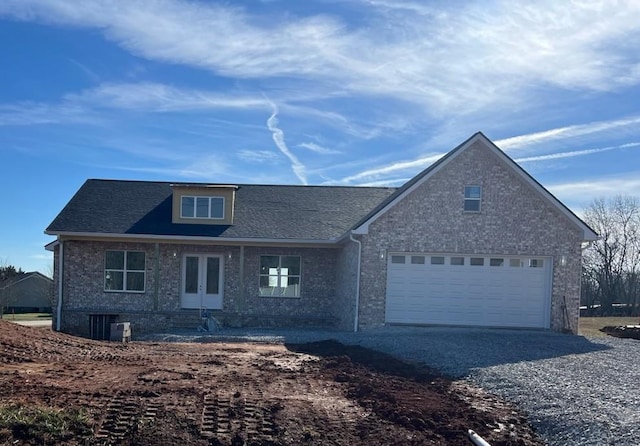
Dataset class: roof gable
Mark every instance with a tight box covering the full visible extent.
[352,132,598,241]
[1,272,52,289]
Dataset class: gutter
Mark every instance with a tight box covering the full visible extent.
[349,232,362,333]
[45,231,338,247]
[55,240,64,332]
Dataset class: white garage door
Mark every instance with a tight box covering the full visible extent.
[385,253,552,328]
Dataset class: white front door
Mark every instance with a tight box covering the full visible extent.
[181,254,223,309]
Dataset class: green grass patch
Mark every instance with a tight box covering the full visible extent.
[579,317,639,337]
[0,404,93,444]
[0,312,52,321]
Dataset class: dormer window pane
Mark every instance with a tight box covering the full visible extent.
[181,195,225,219]
[181,197,194,218]
[211,197,224,219]
[196,197,209,218]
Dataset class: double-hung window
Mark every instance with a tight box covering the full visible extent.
[259,255,301,297]
[105,250,146,292]
[181,196,224,219]
[464,186,482,212]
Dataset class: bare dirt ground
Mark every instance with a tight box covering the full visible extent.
[0,321,543,445]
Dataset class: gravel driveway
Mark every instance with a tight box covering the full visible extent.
[143,326,639,445]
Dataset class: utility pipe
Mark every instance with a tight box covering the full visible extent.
[349,232,362,333]
[468,429,491,446]
[55,240,64,332]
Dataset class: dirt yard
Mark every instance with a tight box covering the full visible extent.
[0,321,542,445]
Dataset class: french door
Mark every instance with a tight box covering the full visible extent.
[181,254,223,309]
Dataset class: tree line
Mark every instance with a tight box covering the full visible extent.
[582,196,640,316]
[0,264,27,317]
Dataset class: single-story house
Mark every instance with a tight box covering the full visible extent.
[1,271,53,314]
[45,132,597,339]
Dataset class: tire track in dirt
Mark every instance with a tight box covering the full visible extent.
[95,395,141,442]
[201,387,278,443]
[0,322,544,445]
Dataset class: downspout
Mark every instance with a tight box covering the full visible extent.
[55,240,64,332]
[349,232,362,333]
[153,243,160,311]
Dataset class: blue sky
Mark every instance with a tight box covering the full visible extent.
[1,0,640,275]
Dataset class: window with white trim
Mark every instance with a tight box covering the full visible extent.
[464,186,482,212]
[181,196,224,219]
[259,255,301,297]
[105,250,146,292]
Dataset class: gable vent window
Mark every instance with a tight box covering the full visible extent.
[181,196,224,219]
[464,186,482,212]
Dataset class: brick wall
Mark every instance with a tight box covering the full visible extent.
[238,247,338,327]
[55,240,340,336]
[357,139,584,333]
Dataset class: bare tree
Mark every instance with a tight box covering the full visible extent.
[582,196,640,316]
[0,260,24,318]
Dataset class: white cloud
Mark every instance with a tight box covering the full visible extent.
[516,142,640,163]
[110,154,232,179]
[2,0,639,115]
[266,101,307,184]
[31,253,52,261]
[68,82,268,112]
[66,57,101,83]
[0,82,270,127]
[497,116,640,151]
[0,102,98,126]
[357,178,410,187]
[328,152,444,185]
[548,175,640,212]
[236,150,281,163]
[298,142,341,155]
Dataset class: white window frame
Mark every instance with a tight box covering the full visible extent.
[180,196,225,219]
[464,186,482,212]
[259,255,301,298]
[104,250,146,293]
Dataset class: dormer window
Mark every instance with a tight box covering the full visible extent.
[181,196,225,219]
[171,184,236,225]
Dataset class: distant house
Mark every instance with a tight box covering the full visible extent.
[1,272,53,313]
[45,133,597,339]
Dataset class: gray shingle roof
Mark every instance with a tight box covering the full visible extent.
[46,180,397,241]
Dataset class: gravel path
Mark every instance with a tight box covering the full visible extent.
[141,326,639,445]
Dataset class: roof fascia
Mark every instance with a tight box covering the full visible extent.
[46,231,340,247]
[45,240,59,251]
[0,274,37,290]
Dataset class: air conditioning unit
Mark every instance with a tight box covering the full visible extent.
[110,322,131,343]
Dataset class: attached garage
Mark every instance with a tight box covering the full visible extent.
[385,253,552,329]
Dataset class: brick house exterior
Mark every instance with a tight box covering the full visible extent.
[46,133,597,338]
